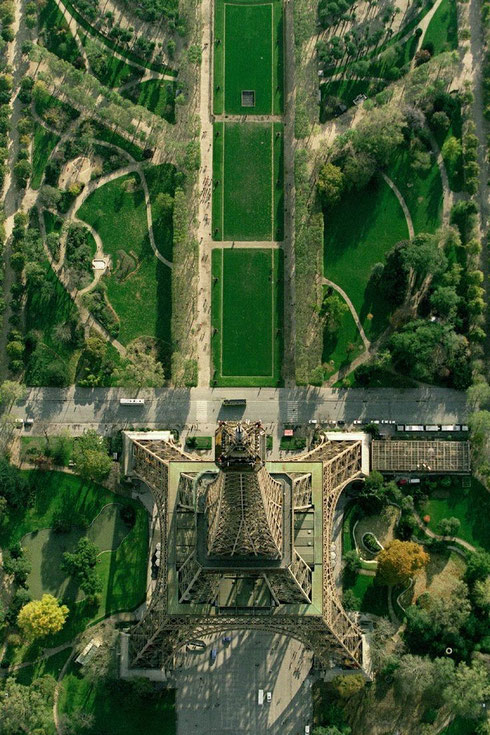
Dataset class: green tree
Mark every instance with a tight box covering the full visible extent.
[115,343,165,388]
[430,285,459,318]
[321,291,348,333]
[437,517,461,537]
[72,430,112,482]
[442,135,462,164]
[0,380,26,406]
[465,550,490,585]
[0,676,57,734]
[17,595,69,640]
[443,660,490,719]
[317,162,344,207]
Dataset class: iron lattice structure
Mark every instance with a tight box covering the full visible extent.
[124,425,368,673]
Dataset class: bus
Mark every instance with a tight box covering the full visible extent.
[257,690,264,705]
[119,398,145,406]
[222,399,246,407]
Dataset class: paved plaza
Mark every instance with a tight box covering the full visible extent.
[173,631,313,735]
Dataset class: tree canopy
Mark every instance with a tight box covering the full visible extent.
[17,594,69,640]
[377,540,429,585]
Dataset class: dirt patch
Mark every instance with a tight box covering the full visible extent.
[59,156,94,190]
[412,550,466,602]
[355,505,400,558]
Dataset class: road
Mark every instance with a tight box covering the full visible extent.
[13,386,468,436]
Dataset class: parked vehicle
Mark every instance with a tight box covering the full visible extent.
[266,692,272,703]
[210,648,217,663]
[222,399,246,406]
[258,689,264,705]
[119,398,145,405]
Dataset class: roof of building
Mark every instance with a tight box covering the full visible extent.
[371,440,471,473]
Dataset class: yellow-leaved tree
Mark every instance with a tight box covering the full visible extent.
[377,540,429,586]
[17,594,69,640]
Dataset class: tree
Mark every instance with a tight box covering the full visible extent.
[443,660,490,719]
[473,577,490,612]
[331,674,365,698]
[115,343,165,388]
[317,162,344,207]
[0,380,26,406]
[17,595,69,640]
[430,285,459,318]
[72,429,112,482]
[465,550,490,585]
[321,291,348,333]
[393,654,435,697]
[437,517,461,537]
[377,540,429,585]
[0,676,56,734]
[442,135,462,165]
[343,550,361,574]
[63,537,102,600]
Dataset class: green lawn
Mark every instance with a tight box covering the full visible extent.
[39,0,81,65]
[388,148,443,234]
[31,124,60,190]
[77,171,173,357]
[144,163,176,261]
[0,471,148,646]
[211,248,283,386]
[13,649,73,688]
[423,0,458,55]
[59,665,176,735]
[419,477,490,551]
[322,293,365,378]
[342,573,389,617]
[123,80,176,124]
[83,37,143,87]
[214,0,283,115]
[440,719,478,735]
[323,175,408,339]
[213,122,283,241]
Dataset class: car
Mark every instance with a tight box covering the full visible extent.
[353,93,367,105]
[210,648,217,663]
[266,692,272,703]
[305,726,311,735]
[308,419,318,424]
[337,420,345,426]
[353,419,362,425]
[222,636,231,644]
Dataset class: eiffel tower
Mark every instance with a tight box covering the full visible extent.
[122,422,369,674]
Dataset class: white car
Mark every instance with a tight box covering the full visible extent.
[266,692,272,703]
[305,726,311,735]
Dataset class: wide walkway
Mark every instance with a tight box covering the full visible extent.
[174,631,313,735]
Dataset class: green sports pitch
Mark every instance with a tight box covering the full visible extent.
[212,121,284,241]
[211,248,283,386]
[213,0,283,115]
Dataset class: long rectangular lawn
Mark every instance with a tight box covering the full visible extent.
[214,0,283,115]
[213,121,283,241]
[211,248,282,385]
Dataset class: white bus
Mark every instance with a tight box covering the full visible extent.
[405,425,424,432]
[257,690,264,705]
[440,424,461,432]
[424,425,440,432]
[119,398,145,406]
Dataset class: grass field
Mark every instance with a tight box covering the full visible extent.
[323,175,408,339]
[32,124,60,190]
[342,573,389,617]
[77,170,173,357]
[419,477,490,551]
[322,292,365,378]
[90,121,146,161]
[0,471,148,648]
[388,148,443,234]
[211,248,282,385]
[59,665,176,735]
[212,122,283,241]
[213,0,283,115]
[423,0,458,55]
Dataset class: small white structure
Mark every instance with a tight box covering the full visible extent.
[75,639,101,666]
[92,258,108,271]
